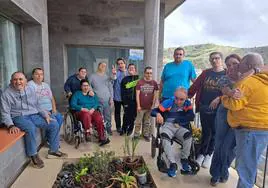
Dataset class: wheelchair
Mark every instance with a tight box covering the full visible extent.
[151,122,200,175]
[63,108,105,149]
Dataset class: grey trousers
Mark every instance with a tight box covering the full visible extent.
[160,122,192,163]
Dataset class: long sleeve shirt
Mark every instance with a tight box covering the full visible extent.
[70,90,99,111]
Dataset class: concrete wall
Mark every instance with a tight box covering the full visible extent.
[0,0,50,83]
[48,0,147,105]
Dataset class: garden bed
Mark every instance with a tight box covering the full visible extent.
[52,151,157,188]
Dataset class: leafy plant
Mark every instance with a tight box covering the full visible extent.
[110,171,137,188]
[75,167,88,183]
[123,135,139,161]
[136,164,147,174]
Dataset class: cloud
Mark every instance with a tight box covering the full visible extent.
[164,0,268,48]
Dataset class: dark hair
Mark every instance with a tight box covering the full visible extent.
[116,58,126,65]
[78,67,87,72]
[174,47,185,55]
[32,67,43,75]
[209,52,223,60]
[80,79,90,86]
[144,66,152,73]
[128,63,136,69]
[225,54,242,64]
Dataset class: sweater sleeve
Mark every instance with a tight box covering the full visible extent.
[70,92,82,111]
[221,83,250,111]
[188,70,206,98]
[0,93,14,127]
[64,76,72,93]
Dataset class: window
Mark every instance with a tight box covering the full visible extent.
[0,16,22,90]
[67,47,144,76]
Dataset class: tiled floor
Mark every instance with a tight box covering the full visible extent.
[11,131,241,188]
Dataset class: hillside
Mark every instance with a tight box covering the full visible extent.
[164,44,268,70]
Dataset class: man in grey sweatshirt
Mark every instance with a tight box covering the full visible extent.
[0,72,67,168]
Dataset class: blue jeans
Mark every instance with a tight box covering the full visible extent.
[210,105,236,181]
[235,129,268,188]
[50,111,63,126]
[12,114,60,156]
[99,100,112,132]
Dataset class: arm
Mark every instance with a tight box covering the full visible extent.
[0,95,14,127]
[190,63,197,83]
[221,84,251,111]
[64,76,72,94]
[52,96,57,113]
[70,92,82,111]
[159,80,163,99]
[136,90,141,111]
[153,90,159,108]
[92,94,99,110]
[188,70,206,98]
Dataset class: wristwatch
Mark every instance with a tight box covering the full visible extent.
[253,67,261,74]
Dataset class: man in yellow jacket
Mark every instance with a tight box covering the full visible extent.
[221,53,268,188]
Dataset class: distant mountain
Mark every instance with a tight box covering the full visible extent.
[164,43,268,70]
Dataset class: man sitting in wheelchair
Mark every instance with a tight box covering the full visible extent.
[151,87,195,177]
[70,79,110,146]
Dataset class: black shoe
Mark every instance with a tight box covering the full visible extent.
[127,130,133,136]
[31,154,44,169]
[99,138,110,146]
[116,128,122,133]
[219,177,228,183]
[143,135,151,142]
[210,177,219,186]
[120,130,125,136]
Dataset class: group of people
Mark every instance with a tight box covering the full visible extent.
[0,46,267,188]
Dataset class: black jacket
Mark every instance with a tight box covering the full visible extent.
[120,75,139,104]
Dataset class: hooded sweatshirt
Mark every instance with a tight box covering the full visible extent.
[0,85,47,127]
[221,73,268,130]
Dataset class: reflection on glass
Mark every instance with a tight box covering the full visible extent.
[0,16,22,90]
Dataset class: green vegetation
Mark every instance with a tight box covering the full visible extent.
[164,43,268,70]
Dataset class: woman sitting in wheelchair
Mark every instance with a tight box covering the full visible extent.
[70,79,110,146]
[151,87,195,177]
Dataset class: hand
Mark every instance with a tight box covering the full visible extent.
[89,108,95,115]
[9,126,20,134]
[88,90,94,97]
[156,113,164,125]
[52,109,57,114]
[112,65,116,75]
[81,108,89,112]
[66,92,72,98]
[45,116,51,124]
[232,88,243,99]
[209,97,220,110]
[137,106,142,112]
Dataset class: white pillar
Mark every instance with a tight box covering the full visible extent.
[144,0,160,80]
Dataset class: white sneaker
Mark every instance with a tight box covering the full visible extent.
[202,154,212,168]
[196,154,205,167]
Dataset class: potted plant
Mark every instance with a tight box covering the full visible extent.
[123,135,140,169]
[110,171,138,188]
[135,164,148,185]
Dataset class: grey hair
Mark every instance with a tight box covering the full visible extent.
[242,52,264,67]
[175,87,188,96]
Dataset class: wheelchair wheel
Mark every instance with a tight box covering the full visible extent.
[63,111,75,144]
[151,135,156,158]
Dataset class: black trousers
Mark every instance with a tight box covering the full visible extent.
[114,100,124,131]
[122,101,137,134]
[199,108,217,156]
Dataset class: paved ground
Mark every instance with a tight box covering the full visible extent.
[11,131,241,188]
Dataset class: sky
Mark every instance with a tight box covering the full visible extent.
[164,0,268,48]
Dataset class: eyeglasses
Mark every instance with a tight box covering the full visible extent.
[175,53,184,57]
[145,72,153,74]
[175,96,186,101]
[210,57,221,61]
[82,85,90,87]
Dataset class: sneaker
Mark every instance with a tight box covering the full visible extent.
[99,138,110,146]
[120,130,125,136]
[202,154,212,168]
[196,154,205,167]
[181,158,191,172]
[31,154,44,169]
[85,133,91,142]
[167,163,177,177]
[127,130,133,136]
[47,150,68,159]
[210,177,219,186]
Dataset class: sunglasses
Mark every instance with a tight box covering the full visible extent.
[175,96,186,101]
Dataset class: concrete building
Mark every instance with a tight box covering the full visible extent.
[0,0,185,108]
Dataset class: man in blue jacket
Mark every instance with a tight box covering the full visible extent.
[151,88,195,177]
